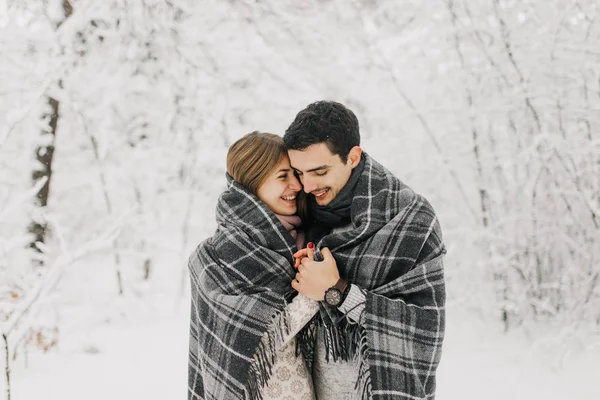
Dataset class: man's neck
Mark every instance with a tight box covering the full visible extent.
[309,154,365,228]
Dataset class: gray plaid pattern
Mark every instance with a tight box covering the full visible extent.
[188,153,445,400]
[188,175,301,400]
[304,153,446,400]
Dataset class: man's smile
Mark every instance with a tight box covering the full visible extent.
[312,189,329,198]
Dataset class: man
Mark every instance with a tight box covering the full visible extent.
[284,101,446,400]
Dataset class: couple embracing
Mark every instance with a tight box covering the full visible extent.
[188,101,446,400]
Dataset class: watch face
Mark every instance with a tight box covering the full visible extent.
[325,288,342,306]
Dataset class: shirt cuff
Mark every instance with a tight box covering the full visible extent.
[337,284,366,323]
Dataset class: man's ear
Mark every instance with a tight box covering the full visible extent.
[348,146,363,168]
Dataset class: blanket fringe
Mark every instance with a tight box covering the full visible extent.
[296,309,373,399]
[295,314,318,370]
[323,318,352,362]
[245,306,291,400]
[353,323,372,399]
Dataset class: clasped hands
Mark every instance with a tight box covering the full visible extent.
[291,243,340,301]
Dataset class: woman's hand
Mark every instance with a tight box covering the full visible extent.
[293,242,315,267]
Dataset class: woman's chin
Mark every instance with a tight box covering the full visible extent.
[276,206,297,216]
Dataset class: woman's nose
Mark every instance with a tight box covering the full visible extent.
[289,176,301,191]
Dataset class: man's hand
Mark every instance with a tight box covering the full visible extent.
[291,246,340,301]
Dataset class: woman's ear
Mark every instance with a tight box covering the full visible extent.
[348,146,363,168]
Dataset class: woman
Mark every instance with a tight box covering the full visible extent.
[188,132,319,400]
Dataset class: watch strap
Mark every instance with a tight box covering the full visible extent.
[334,278,347,293]
[340,281,351,303]
[332,278,348,306]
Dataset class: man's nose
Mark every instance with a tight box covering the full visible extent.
[302,176,317,193]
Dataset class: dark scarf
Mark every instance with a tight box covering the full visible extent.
[306,155,365,242]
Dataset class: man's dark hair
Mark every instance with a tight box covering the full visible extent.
[283,101,360,164]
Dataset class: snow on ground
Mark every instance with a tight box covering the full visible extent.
[15,316,183,398]
[7,296,189,400]
[3,254,600,399]
[437,306,600,400]
[5,301,600,400]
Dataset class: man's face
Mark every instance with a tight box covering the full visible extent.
[288,143,362,206]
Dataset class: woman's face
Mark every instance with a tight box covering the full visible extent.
[257,155,302,216]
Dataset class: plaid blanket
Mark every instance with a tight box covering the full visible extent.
[298,153,446,400]
[188,175,302,400]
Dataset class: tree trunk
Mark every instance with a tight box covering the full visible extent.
[28,97,59,257]
[3,333,10,400]
[27,0,73,262]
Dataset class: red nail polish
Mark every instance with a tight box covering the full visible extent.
[308,242,314,249]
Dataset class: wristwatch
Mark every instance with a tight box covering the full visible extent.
[324,278,348,307]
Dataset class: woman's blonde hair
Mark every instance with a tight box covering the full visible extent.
[227,132,287,195]
[226,131,306,217]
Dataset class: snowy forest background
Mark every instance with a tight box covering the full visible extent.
[1,0,599,399]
